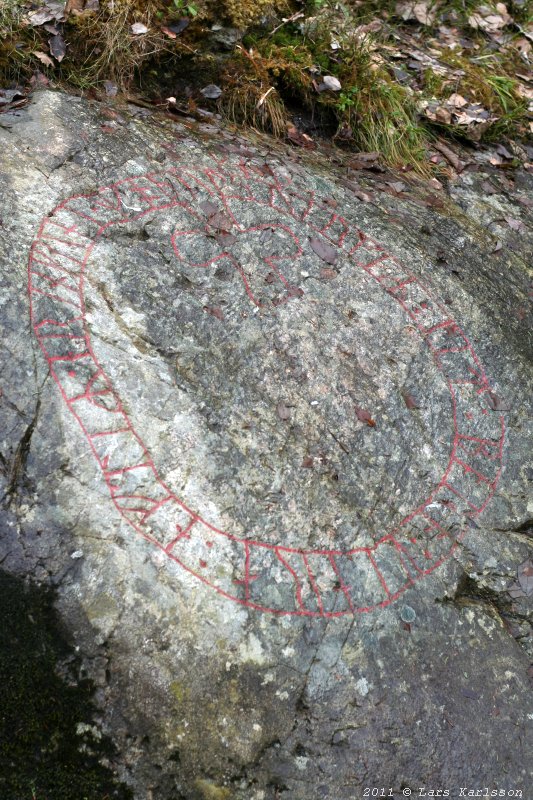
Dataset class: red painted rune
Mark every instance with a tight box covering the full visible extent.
[28,156,505,616]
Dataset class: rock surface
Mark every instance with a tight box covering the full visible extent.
[0,90,532,799]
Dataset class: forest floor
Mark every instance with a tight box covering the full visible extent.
[0,0,532,176]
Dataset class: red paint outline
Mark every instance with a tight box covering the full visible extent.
[28,160,505,616]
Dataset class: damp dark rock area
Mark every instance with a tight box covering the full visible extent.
[0,89,532,799]
[0,570,131,799]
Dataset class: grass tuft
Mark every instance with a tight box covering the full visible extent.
[329,37,428,169]
[64,0,171,90]
[219,46,287,135]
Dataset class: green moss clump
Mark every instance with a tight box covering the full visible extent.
[0,570,132,800]
[237,20,428,170]
[194,778,231,800]
[217,0,290,28]
[423,68,446,96]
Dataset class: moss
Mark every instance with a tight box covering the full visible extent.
[169,680,190,704]
[423,67,446,96]
[243,22,428,170]
[193,779,231,800]
[434,47,529,139]
[0,0,197,89]
[216,0,290,29]
[0,570,132,800]
[329,36,428,169]
[86,593,120,624]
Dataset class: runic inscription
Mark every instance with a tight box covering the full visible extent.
[28,155,505,616]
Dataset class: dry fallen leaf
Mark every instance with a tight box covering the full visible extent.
[287,125,315,148]
[355,20,383,36]
[348,152,382,170]
[432,141,464,172]
[216,232,236,247]
[396,1,439,26]
[447,92,468,108]
[517,83,533,100]
[507,580,526,599]
[517,559,533,596]
[49,33,66,62]
[162,26,177,39]
[30,70,50,88]
[354,406,376,427]
[66,0,99,12]
[402,391,420,409]
[276,402,291,421]
[496,143,514,159]
[131,22,149,35]
[481,180,498,195]
[103,80,118,97]
[425,193,445,209]
[354,189,374,203]
[514,40,532,58]
[340,180,374,202]
[424,103,452,125]
[33,50,55,68]
[0,89,27,108]
[207,211,233,232]
[203,305,224,321]
[28,9,57,26]
[162,18,189,37]
[424,95,498,140]
[201,84,223,99]
[199,199,219,216]
[309,237,338,265]
[65,0,85,13]
[387,181,407,194]
[506,217,526,232]
[468,3,512,33]
[320,75,342,92]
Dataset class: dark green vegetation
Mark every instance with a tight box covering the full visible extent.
[0,1,531,173]
[0,570,132,800]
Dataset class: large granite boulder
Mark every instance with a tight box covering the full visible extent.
[0,90,532,799]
